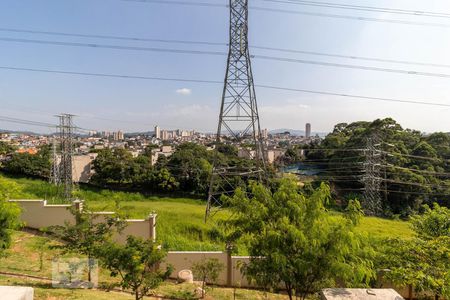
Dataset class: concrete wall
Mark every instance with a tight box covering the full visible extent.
[72,154,97,183]
[231,256,252,287]
[165,251,432,296]
[9,200,75,229]
[165,251,229,285]
[164,251,254,287]
[9,199,156,243]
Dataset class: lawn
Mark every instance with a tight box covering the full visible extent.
[1,173,414,299]
[1,172,414,252]
[2,172,226,251]
[0,232,293,300]
[357,215,414,239]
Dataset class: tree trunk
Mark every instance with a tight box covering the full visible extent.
[39,251,43,271]
[202,276,206,298]
[87,256,92,283]
[285,283,293,300]
[135,291,139,300]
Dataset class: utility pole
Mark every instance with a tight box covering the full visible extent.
[361,136,382,216]
[57,114,74,202]
[206,0,266,219]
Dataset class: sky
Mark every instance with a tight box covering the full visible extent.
[1,0,450,134]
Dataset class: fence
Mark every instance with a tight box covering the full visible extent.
[9,199,156,243]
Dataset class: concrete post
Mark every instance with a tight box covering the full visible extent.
[226,244,234,287]
[148,213,157,241]
[73,199,83,213]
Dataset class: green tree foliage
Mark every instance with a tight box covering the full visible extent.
[0,178,21,257]
[276,146,303,166]
[378,204,449,299]
[0,141,15,157]
[192,258,225,298]
[90,142,259,196]
[154,168,179,192]
[91,148,135,185]
[411,203,450,239]
[3,145,51,178]
[223,179,375,300]
[304,118,450,215]
[99,236,172,300]
[168,143,212,194]
[50,204,126,283]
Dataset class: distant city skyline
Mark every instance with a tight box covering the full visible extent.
[1,1,450,133]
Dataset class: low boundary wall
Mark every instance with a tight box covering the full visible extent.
[164,251,253,287]
[165,252,426,298]
[9,199,156,243]
[8,200,435,298]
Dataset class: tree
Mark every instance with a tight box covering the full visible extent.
[50,204,126,283]
[192,258,225,298]
[223,179,375,300]
[153,168,179,192]
[378,204,450,299]
[3,145,51,178]
[0,141,14,157]
[168,143,212,194]
[99,236,172,300]
[411,203,450,239]
[305,118,450,216]
[91,148,135,185]
[0,178,21,257]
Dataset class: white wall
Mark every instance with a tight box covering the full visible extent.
[9,200,156,243]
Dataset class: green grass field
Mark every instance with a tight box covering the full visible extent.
[0,172,414,299]
[1,172,414,251]
[0,232,293,300]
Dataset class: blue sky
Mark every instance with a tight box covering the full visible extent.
[1,0,450,133]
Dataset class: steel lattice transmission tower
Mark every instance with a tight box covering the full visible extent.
[206,0,266,219]
[361,136,382,216]
[57,114,75,201]
[50,136,60,186]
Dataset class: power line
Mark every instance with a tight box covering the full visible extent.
[7,37,450,79]
[255,85,450,108]
[123,0,450,28]
[253,54,450,79]
[382,190,449,196]
[0,27,226,46]
[381,164,450,177]
[1,65,450,108]
[122,0,227,8]
[303,148,366,151]
[381,150,450,162]
[0,37,225,56]
[0,115,56,128]
[382,178,445,189]
[250,5,450,28]
[0,66,222,84]
[261,0,450,19]
[252,45,450,69]
[3,27,449,69]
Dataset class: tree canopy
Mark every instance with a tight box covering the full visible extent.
[303,118,450,216]
[0,178,21,257]
[223,179,375,300]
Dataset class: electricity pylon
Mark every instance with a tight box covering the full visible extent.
[361,136,382,216]
[50,136,60,185]
[206,0,266,219]
[57,114,74,202]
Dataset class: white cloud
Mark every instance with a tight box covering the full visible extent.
[176,88,192,96]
